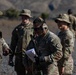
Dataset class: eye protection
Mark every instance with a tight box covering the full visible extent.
[33,27,43,31]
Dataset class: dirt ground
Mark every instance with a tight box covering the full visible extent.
[0,19,76,75]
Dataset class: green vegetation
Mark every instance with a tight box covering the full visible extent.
[41,12,49,22]
[0,8,50,20]
[4,8,19,19]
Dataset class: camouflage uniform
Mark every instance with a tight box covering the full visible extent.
[27,30,62,75]
[58,29,74,75]
[0,38,9,73]
[55,14,74,75]
[0,38,9,75]
[9,9,33,75]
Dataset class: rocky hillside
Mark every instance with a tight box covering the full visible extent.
[0,0,76,17]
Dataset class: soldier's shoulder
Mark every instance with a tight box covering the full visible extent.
[47,31,60,42]
[15,23,23,29]
[66,29,73,38]
[49,31,59,39]
[69,14,76,19]
[12,23,22,33]
[29,22,33,28]
[0,38,5,44]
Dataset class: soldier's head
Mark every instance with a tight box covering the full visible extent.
[55,14,70,31]
[33,17,48,36]
[67,9,73,15]
[20,9,32,24]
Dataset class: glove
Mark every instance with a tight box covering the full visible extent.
[8,60,14,67]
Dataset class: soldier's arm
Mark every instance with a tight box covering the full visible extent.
[9,29,18,60]
[2,38,11,56]
[50,37,63,62]
[61,33,74,66]
[43,36,62,63]
[2,38,9,48]
[63,34,74,57]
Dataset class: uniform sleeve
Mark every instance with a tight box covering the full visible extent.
[50,37,63,62]
[61,33,74,66]
[2,38,9,49]
[9,28,18,60]
[63,34,74,59]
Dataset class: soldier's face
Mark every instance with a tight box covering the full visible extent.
[33,23,44,35]
[21,15,30,24]
[57,21,68,31]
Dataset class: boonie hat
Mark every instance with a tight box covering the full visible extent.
[20,9,32,17]
[55,14,71,24]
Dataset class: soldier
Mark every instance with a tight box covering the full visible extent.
[67,9,76,38]
[27,17,63,75]
[8,9,33,75]
[55,14,74,75]
[0,31,10,74]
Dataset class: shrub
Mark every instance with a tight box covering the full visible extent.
[5,8,19,19]
[41,13,49,22]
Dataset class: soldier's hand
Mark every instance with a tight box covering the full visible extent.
[34,56,39,63]
[8,60,14,67]
[3,48,10,56]
[39,56,45,62]
[60,67,64,75]
[35,56,45,62]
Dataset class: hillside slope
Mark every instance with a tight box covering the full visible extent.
[0,0,76,17]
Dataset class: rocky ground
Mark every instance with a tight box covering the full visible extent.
[0,19,76,75]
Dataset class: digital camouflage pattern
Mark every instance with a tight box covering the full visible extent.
[58,28,74,75]
[27,30,62,75]
[9,22,33,74]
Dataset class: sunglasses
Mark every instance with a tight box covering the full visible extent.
[33,27,43,31]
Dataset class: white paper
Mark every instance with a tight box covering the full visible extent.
[25,48,37,62]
